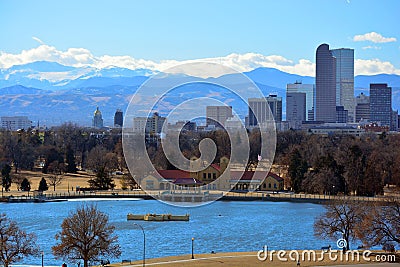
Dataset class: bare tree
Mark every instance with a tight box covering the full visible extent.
[314,198,364,250]
[52,204,121,267]
[47,175,64,191]
[86,147,118,190]
[0,213,40,267]
[356,199,400,248]
[48,160,66,175]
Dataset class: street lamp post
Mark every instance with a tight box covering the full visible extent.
[191,237,195,259]
[133,223,145,267]
[41,251,44,267]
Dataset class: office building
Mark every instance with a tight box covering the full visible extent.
[92,107,104,128]
[1,116,32,131]
[355,93,370,122]
[286,92,306,129]
[391,110,398,131]
[114,109,123,128]
[286,82,315,121]
[315,44,336,123]
[370,83,392,127]
[206,106,233,127]
[336,106,348,123]
[331,48,355,122]
[248,95,282,126]
[266,94,282,122]
[133,112,166,134]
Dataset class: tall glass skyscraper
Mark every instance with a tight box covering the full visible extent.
[315,44,336,123]
[331,48,355,122]
[370,83,392,127]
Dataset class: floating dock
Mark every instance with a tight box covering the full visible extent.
[127,213,189,221]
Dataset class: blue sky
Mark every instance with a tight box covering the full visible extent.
[0,0,399,75]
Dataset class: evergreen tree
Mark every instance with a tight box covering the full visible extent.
[38,177,48,191]
[20,178,31,192]
[1,164,12,192]
[288,148,308,192]
[65,145,77,173]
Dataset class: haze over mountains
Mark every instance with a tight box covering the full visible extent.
[0,61,399,127]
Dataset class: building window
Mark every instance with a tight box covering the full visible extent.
[203,173,206,179]
[263,183,266,189]
[213,173,216,179]
[146,180,154,190]
[268,183,271,188]
[274,183,277,189]
[208,173,211,179]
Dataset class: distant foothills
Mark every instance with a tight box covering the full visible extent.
[0,60,400,127]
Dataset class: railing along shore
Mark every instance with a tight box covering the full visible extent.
[2,190,399,204]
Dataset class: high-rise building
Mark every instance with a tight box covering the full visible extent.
[1,116,32,131]
[286,82,315,121]
[93,107,104,128]
[266,94,282,122]
[336,106,348,123]
[370,83,392,127]
[331,48,355,122]
[114,109,123,128]
[315,44,337,123]
[248,95,282,126]
[355,93,370,122]
[133,112,166,134]
[206,106,233,127]
[286,92,306,129]
[391,110,398,131]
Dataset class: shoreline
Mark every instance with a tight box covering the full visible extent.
[1,190,395,205]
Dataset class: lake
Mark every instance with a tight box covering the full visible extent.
[1,199,332,266]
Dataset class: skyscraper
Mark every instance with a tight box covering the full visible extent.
[315,44,336,123]
[114,109,123,128]
[331,48,355,122]
[206,106,233,127]
[286,82,315,121]
[370,83,392,127]
[93,107,104,128]
[266,94,282,122]
[133,112,166,134]
[286,92,306,129]
[248,95,282,126]
[355,93,370,122]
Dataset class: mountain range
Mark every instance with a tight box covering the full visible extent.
[0,61,399,127]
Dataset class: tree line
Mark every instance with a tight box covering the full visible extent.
[278,131,400,196]
[1,124,400,194]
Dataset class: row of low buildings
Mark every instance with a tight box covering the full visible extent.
[139,156,284,192]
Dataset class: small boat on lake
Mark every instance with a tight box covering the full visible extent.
[127,213,189,221]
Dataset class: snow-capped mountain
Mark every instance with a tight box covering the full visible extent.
[0,61,399,127]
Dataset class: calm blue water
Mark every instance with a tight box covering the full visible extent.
[1,199,330,266]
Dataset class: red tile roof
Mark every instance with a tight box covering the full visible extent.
[157,170,191,179]
[230,171,283,182]
[211,164,221,171]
